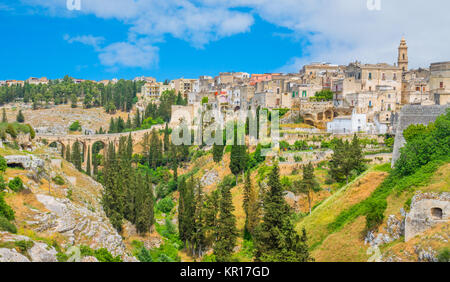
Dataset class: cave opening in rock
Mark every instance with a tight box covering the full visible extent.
[431,207,443,219]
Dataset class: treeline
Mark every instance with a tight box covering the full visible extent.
[101,135,155,233]
[0,75,144,113]
[104,90,186,134]
[177,162,313,262]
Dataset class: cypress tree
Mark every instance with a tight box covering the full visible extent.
[254,163,312,262]
[134,110,141,129]
[192,181,206,258]
[16,110,24,123]
[126,115,132,129]
[294,162,320,215]
[86,146,91,176]
[163,123,170,153]
[2,108,7,123]
[178,177,187,243]
[71,141,82,171]
[213,183,238,262]
[108,117,116,133]
[135,173,155,234]
[212,142,224,164]
[65,144,71,162]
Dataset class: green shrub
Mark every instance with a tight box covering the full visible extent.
[0,176,6,191]
[0,193,14,220]
[219,174,236,189]
[294,155,303,162]
[136,247,153,262]
[6,124,17,139]
[437,248,450,262]
[8,177,24,192]
[0,156,7,172]
[79,245,122,262]
[0,215,17,233]
[27,124,35,139]
[156,197,175,214]
[15,240,34,254]
[69,121,82,132]
[52,175,65,185]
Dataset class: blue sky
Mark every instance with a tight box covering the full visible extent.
[1,1,449,81]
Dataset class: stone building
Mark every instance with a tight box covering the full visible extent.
[429,61,450,105]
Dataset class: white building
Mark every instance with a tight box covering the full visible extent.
[327,110,367,134]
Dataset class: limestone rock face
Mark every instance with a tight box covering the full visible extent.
[0,248,30,262]
[4,155,45,171]
[28,242,58,262]
[33,194,127,257]
[200,169,219,187]
[405,192,450,241]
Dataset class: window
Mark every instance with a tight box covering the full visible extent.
[302,90,307,97]
[393,73,397,80]
[369,101,372,107]
[368,73,372,80]
[403,54,405,60]
[382,73,386,80]
[416,87,420,91]
[440,82,444,89]
[369,86,372,91]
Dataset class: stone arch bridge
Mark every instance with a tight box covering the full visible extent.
[35,124,164,173]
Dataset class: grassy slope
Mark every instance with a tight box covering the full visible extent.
[295,168,389,250]
[296,162,450,262]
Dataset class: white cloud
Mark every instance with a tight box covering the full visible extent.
[24,0,450,71]
[203,0,450,71]
[98,41,159,69]
[64,34,104,50]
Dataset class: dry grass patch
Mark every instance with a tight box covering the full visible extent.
[296,170,388,248]
[312,216,369,262]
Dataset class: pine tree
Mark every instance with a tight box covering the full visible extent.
[2,108,7,123]
[254,163,313,262]
[214,183,238,262]
[181,177,195,250]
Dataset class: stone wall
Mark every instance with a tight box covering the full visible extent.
[391,104,449,166]
[405,192,449,241]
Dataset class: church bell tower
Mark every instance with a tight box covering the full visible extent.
[398,37,408,72]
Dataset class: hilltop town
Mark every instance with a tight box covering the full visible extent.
[0,37,448,263]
